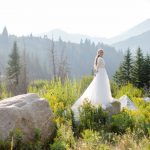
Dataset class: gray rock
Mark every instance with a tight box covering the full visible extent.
[0,93,55,142]
[119,95,137,110]
[105,100,121,116]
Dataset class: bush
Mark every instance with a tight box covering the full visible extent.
[130,110,150,135]
[50,122,76,150]
[81,129,101,142]
[0,139,10,150]
[5,128,44,150]
[75,129,110,150]
[50,141,66,150]
[110,109,135,133]
[114,83,143,99]
[78,100,109,132]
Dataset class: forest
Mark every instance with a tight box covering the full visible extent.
[0,27,123,80]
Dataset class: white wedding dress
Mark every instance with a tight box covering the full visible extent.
[72,56,113,119]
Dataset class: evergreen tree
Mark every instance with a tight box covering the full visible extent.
[143,54,150,89]
[113,48,133,85]
[131,47,145,88]
[113,65,124,85]
[7,41,21,85]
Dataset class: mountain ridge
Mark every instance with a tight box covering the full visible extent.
[38,19,150,45]
[112,29,150,53]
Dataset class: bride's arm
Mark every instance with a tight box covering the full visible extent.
[96,57,102,70]
[94,57,102,76]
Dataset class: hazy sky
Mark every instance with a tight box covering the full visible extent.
[0,0,150,38]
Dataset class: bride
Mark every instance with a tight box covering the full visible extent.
[72,49,113,118]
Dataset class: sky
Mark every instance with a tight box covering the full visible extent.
[0,0,150,38]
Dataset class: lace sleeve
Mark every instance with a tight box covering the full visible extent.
[96,57,101,69]
[94,57,105,73]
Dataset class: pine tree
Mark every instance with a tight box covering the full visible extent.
[113,48,133,85]
[7,41,21,85]
[131,47,144,88]
[143,54,150,89]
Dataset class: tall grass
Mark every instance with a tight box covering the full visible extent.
[0,77,150,149]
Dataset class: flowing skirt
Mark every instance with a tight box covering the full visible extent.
[72,68,113,118]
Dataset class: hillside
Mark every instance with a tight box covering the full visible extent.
[112,30,150,54]
[109,19,150,44]
[0,28,123,80]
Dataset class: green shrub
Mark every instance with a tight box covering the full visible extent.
[0,139,10,150]
[99,130,119,145]
[7,128,44,150]
[79,129,110,150]
[78,100,109,132]
[50,141,66,150]
[81,129,101,143]
[115,83,143,99]
[110,109,135,133]
[50,122,76,150]
[130,110,150,135]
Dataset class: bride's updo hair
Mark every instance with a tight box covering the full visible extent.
[94,49,104,70]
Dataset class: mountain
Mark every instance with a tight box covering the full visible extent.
[39,29,108,44]
[38,19,150,55]
[108,19,150,44]
[39,19,150,45]
[112,30,150,54]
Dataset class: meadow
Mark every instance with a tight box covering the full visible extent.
[0,76,149,150]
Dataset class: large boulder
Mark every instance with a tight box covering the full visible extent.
[0,93,55,142]
[105,100,121,116]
